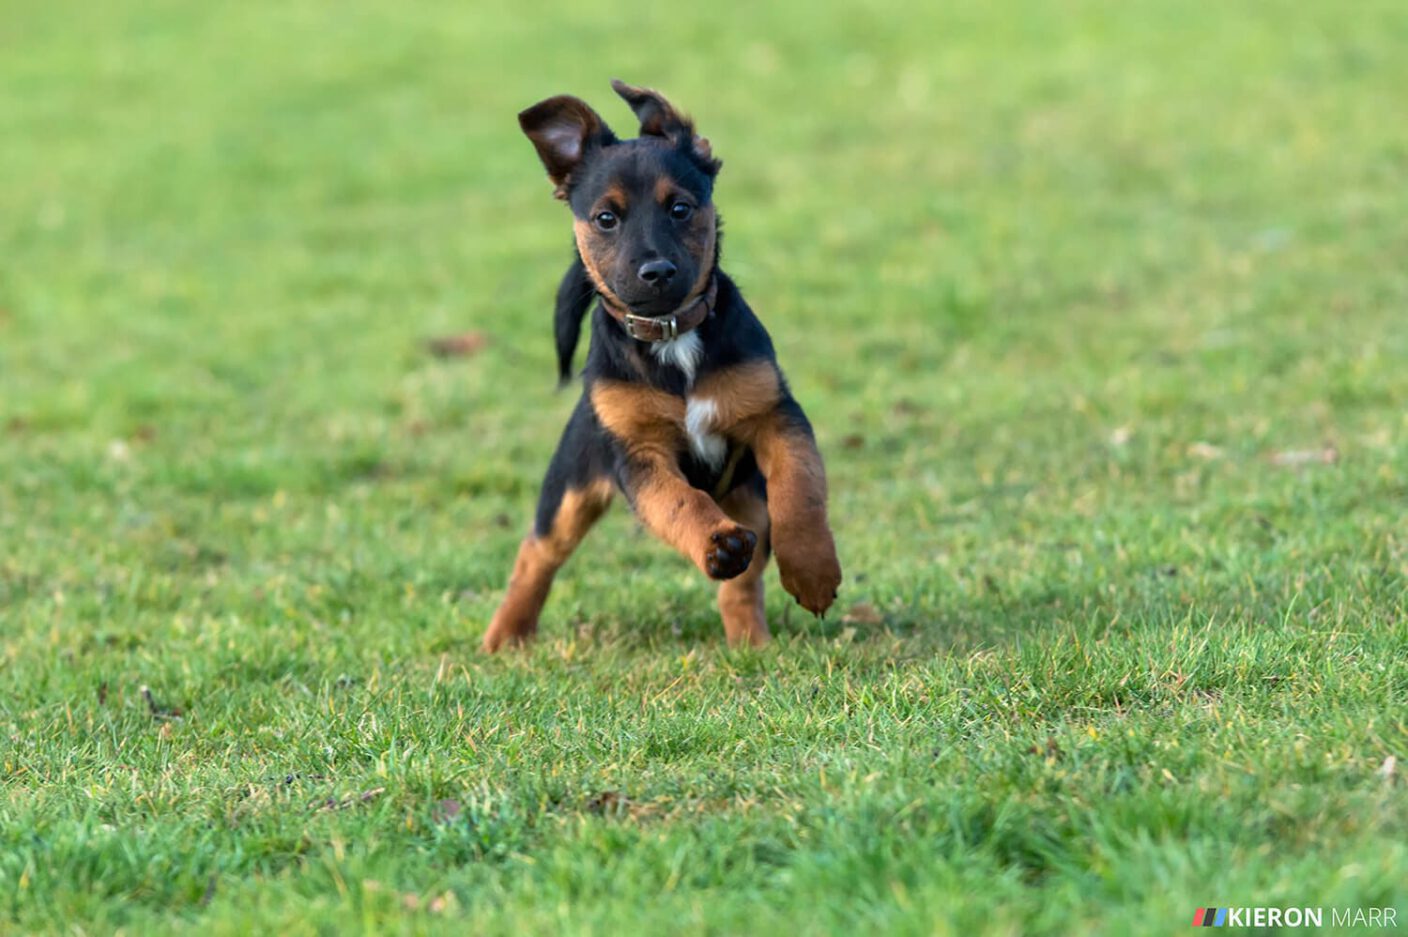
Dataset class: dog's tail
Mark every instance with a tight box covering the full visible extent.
[554,254,596,387]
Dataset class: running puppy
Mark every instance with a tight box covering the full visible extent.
[483,80,841,651]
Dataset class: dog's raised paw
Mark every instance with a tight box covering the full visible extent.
[705,526,756,580]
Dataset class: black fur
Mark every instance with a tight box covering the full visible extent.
[505,81,834,624]
[536,270,807,524]
[553,254,595,385]
[532,393,613,538]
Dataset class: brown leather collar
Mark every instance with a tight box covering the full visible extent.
[604,276,718,343]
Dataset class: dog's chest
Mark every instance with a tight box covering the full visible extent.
[648,332,728,470]
[683,396,727,471]
[650,332,703,384]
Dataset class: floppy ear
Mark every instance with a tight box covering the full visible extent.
[610,79,721,175]
[518,96,616,199]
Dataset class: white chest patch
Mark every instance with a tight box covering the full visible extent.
[684,397,727,471]
[651,331,704,385]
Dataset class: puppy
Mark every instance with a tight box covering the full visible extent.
[483,80,841,651]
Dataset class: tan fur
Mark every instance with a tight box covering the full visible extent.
[717,485,771,646]
[601,183,630,212]
[482,479,614,651]
[573,218,631,314]
[630,469,750,575]
[589,380,754,576]
[589,371,835,606]
[746,412,841,616]
[654,176,680,205]
[485,373,836,649]
[590,380,685,452]
[506,84,835,651]
[684,206,717,299]
[685,361,782,496]
[572,202,717,322]
[692,360,781,428]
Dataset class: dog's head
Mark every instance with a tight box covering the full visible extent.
[519,80,721,317]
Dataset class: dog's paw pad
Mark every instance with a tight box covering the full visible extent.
[705,526,757,580]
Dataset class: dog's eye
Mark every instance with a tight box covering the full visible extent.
[594,211,618,231]
[669,201,693,221]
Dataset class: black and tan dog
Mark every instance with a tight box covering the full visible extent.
[483,80,841,652]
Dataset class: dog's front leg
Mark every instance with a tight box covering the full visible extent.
[592,379,759,581]
[750,403,842,616]
[621,453,758,581]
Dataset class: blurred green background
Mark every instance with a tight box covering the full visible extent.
[1,1,1405,933]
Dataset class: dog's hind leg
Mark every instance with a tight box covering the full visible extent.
[483,399,614,652]
[716,476,771,647]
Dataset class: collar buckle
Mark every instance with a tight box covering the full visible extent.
[623,313,678,342]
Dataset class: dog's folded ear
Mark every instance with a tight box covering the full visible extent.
[519,96,617,199]
[611,79,721,176]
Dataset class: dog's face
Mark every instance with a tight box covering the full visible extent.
[520,81,722,317]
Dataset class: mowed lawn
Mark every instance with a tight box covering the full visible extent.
[2,1,1407,933]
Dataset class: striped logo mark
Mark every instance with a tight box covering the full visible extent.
[1192,908,1227,927]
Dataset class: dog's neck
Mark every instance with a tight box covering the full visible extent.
[599,275,718,344]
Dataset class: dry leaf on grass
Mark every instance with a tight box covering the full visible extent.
[425,332,488,358]
[841,602,884,625]
[586,790,627,814]
[313,787,385,812]
[431,799,462,823]
[583,791,665,821]
[364,882,457,915]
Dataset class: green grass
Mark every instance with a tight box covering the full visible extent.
[3,0,1407,933]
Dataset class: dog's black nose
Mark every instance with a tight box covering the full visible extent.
[637,258,677,285]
